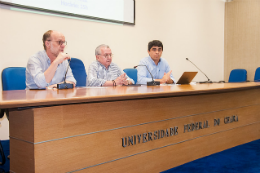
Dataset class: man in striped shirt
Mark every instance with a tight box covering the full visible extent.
[87,44,134,87]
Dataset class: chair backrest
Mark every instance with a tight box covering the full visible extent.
[254,67,260,82]
[70,58,87,87]
[228,69,247,82]
[123,68,137,84]
[2,67,26,91]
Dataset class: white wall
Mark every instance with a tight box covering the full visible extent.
[0,0,225,139]
[159,0,224,81]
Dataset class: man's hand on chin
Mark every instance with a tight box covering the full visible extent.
[54,52,71,64]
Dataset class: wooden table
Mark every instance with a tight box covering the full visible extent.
[1,83,260,173]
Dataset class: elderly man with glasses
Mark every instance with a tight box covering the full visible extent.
[87,44,134,87]
[26,30,76,89]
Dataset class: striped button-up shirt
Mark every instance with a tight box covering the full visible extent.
[87,61,134,87]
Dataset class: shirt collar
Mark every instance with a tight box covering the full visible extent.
[96,60,110,70]
[148,56,161,66]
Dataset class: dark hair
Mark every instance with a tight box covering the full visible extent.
[42,30,53,50]
[148,40,163,51]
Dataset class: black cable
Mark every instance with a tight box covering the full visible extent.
[0,141,6,166]
[0,168,6,173]
[0,109,4,119]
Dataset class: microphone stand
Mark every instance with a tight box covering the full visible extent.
[134,65,160,86]
[186,58,212,83]
[57,59,74,89]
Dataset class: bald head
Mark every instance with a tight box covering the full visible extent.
[42,30,65,50]
[43,30,66,58]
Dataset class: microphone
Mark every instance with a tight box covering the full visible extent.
[134,65,160,86]
[57,58,74,89]
[186,58,212,83]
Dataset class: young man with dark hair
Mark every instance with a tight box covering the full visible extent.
[137,40,175,85]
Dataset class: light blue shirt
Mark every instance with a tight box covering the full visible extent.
[87,60,134,87]
[26,50,76,89]
[137,56,175,85]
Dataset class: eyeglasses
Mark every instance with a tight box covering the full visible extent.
[47,40,67,46]
[99,54,113,58]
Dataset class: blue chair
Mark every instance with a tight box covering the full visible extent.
[254,67,260,82]
[2,67,26,91]
[228,69,247,82]
[0,67,25,172]
[123,68,137,84]
[70,58,87,87]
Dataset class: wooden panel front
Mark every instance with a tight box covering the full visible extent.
[9,139,35,173]
[84,122,260,173]
[9,88,260,143]
[9,88,260,173]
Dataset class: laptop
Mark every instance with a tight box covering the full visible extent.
[176,72,198,84]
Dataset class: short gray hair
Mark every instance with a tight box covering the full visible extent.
[95,44,110,55]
